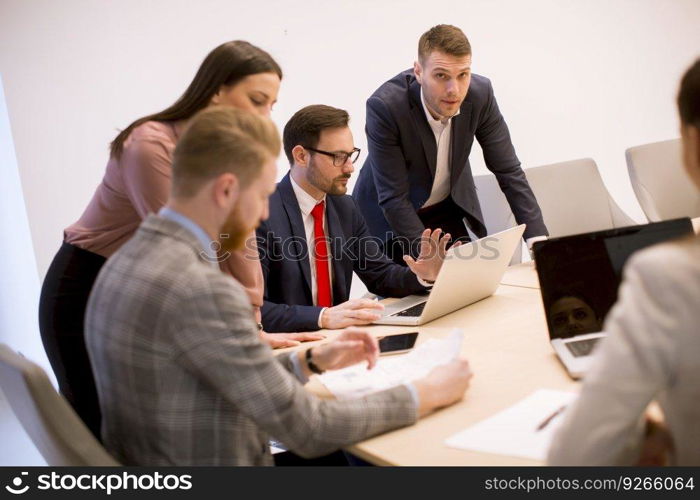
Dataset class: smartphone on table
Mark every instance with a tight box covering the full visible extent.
[378,332,419,355]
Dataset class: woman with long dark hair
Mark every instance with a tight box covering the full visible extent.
[38,41,319,438]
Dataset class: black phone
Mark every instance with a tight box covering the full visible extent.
[378,332,419,355]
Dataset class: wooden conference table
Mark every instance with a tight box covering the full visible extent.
[283,262,577,466]
[287,218,700,465]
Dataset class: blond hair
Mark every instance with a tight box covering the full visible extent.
[172,107,280,198]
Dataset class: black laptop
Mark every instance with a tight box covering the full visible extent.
[533,217,693,379]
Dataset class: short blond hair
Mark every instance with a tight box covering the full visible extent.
[171,107,280,198]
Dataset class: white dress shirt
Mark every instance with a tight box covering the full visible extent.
[420,88,546,249]
[421,88,459,208]
[290,176,333,326]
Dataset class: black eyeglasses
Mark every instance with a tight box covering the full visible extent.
[304,146,361,167]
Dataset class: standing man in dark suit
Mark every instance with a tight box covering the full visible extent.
[258,105,455,333]
[354,24,548,263]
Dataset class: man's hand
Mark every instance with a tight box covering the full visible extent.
[403,228,458,283]
[321,298,385,329]
[412,359,473,417]
[312,328,380,371]
[260,331,325,349]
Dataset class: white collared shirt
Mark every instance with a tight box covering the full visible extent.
[419,89,546,249]
[289,176,334,319]
[420,87,460,208]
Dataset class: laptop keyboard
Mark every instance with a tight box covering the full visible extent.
[392,302,427,317]
[565,338,600,357]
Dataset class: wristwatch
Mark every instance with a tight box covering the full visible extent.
[305,348,324,375]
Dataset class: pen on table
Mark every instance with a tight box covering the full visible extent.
[535,405,567,432]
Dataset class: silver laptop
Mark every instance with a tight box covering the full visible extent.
[374,225,526,326]
[534,218,693,379]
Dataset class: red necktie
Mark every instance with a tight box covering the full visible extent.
[311,200,332,307]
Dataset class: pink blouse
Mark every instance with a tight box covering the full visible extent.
[64,120,264,319]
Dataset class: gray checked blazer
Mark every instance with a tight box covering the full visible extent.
[85,215,417,465]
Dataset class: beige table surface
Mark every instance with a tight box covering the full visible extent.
[500,261,540,289]
[281,268,579,466]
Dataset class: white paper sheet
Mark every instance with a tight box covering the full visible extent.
[445,389,578,461]
[318,328,464,399]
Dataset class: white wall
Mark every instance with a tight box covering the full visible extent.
[0,74,51,374]
[1,0,699,280]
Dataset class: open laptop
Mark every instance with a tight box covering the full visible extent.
[374,224,526,326]
[534,218,693,379]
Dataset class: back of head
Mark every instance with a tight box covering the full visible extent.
[678,58,700,129]
[282,104,349,165]
[111,40,282,158]
[418,24,471,63]
[172,107,280,198]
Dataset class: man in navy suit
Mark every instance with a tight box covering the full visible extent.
[354,24,548,263]
[258,105,453,332]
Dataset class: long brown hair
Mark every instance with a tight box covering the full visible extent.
[678,58,700,129]
[110,40,282,159]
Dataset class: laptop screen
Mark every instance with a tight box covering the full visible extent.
[534,218,693,340]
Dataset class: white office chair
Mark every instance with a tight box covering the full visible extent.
[524,158,636,238]
[474,173,522,264]
[0,344,119,466]
[626,138,700,222]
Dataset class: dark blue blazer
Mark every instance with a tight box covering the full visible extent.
[258,174,426,332]
[353,69,548,245]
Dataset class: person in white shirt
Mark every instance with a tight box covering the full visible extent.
[257,104,455,332]
[353,24,549,265]
[548,58,700,466]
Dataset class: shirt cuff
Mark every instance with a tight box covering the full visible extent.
[416,276,434,288]
[525,235,548,250]
[289,351,310,385]
[317,308,327,329]
[403,382,420,409]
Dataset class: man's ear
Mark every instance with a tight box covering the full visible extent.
[292,145,308,167]
[414,60,423,84]
[215,173,240,208]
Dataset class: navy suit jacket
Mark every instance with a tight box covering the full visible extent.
[257,174,426,332]
[353,69,548,246]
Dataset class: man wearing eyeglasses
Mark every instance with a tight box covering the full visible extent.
[353,24,548,264]
[257,104,453,332]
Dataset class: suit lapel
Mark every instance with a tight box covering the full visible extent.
[409,79,438,179]
[450,100,472,185]
[278,174,312,295]
[324,198,348,304]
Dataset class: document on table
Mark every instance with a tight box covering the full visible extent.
[445,389,578,461]
[318,328,463,399]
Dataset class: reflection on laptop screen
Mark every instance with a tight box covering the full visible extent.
[535,219,693,340]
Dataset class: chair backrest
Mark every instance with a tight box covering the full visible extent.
[524,158,636,238]
[0,344,119,465]
[626,138,700,222]
[474,173,522,264]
